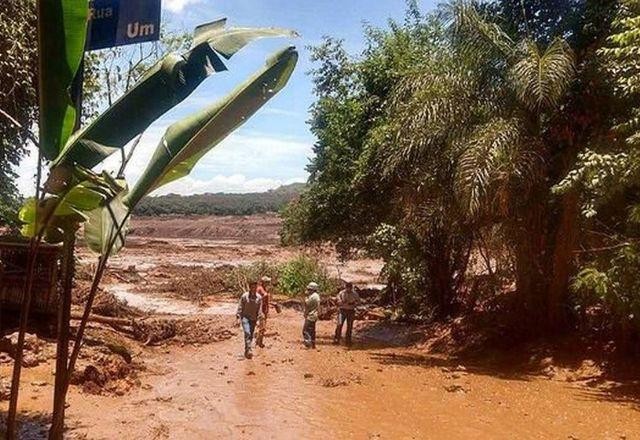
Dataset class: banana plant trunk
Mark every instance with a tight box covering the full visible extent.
[49,229,76,440]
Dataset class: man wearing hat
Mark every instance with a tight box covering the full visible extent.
[236,281,264,359]
[256,276,272,348]
[303,282,321,348]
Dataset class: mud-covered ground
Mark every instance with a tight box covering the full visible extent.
[2,215,640,439]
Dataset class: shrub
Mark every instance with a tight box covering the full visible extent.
[277,255,340,297]
[225,261,280,295]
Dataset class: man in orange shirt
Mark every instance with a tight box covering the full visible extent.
[256,276,272,348]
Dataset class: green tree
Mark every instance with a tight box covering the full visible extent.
[554,0,640,346]
[284,0,623,330]
[0,0,37,226]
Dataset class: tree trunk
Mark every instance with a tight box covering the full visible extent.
[514,201,549,330]
[49,231,75,440]
[547,192,579,331]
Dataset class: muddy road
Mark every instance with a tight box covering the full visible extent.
[6,310,639,439]
[2,215,639,439]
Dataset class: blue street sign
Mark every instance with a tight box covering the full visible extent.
[88,0,162,51]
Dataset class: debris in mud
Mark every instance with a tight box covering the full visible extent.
[68,327,143,396]
[130,316,235,345]
[70,353,140,396]
[444,384,468,393]
[320,374,362,387]
[141,264,234,304]
[0,377,10,401]
[133,319,177,345]
[73,283,143,319]
[0,332,55,367]
[173,317,235,345]
[109,265,145,284]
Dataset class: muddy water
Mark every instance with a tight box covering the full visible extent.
[61,310,640,440]
[109,284,237,316]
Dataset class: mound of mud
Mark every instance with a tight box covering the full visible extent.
[69,328,142,396]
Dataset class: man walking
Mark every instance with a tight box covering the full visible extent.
[236,281,264,359]
[333,281,360,346]
[303,282,321,349]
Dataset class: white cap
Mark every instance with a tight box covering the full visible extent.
[306,282,319,291]
[261,276,272,282]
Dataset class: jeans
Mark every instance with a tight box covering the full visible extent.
[241,317,257,352]
[302,319,316,347]
[334,308,355,344]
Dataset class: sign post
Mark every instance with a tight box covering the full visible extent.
[88,0,162,51]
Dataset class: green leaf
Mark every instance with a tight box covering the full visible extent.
[18,175,120,242]
[53,181,108,217]
[18,198,38,238]
[38,0,89,160]
[192,18,299,59]
[125,46,298,208]
[53,19,297,169]
[84,184,130,255]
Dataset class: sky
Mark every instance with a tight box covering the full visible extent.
[17,0,437,196]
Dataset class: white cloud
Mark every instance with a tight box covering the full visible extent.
[163,0,201,13]
[153,174,306,195]
[16,128,312,197]
[117,127,313,190]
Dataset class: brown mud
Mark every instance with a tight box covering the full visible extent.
[1,215,639,439]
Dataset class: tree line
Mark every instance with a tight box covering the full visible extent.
[132,183,304,216]
[281,0,640,349]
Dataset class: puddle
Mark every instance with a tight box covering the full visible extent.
[109,284,236,316]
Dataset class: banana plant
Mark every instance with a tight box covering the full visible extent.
[21,19,298,253]
[9,2,298,438]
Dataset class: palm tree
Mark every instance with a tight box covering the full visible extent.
[378,1,595,330]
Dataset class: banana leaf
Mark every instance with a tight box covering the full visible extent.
[19,173,123,243]
[84,182,130,255]
[38,0,89,160]
[125,46,298,208]
[53,19,297,169]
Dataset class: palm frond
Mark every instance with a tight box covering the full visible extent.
[379,66,478,177]
[448,0,516,61]
[455,118,543,216]
[509,38,576,112]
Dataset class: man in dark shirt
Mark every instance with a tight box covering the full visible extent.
[236,281,264,359]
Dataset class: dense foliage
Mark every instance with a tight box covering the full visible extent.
[283,0,640,346]
[133,183,304,216]
[0,0,37,226]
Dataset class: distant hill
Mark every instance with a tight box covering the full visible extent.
[132,183,305,217]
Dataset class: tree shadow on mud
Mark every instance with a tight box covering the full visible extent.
[351,320,640,410]
[0,410,85,440]
[0,411,50,440]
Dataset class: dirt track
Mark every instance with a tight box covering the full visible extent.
[2,215,640,439]
[5,310,640,439]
